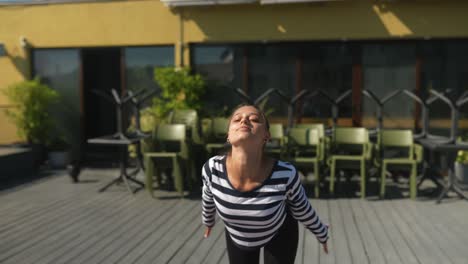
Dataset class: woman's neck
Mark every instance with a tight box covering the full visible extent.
[227,146,266,184]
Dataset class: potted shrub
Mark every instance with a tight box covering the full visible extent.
[3,78,59,167]
[455,134,468,184]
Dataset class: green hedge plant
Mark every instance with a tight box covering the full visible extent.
[456,133,468,164]
[3,78,59,145]
[151,67,206,119]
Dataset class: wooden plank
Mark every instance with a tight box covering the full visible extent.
[405,201,468,264]
[94,199,182,264]
[358,199,402,264]
[318,199,335,264]
[2,191,135,264]
[219,250,229,264]
[0,187,102,236]
[65,199,194,264]
[114,199,197,264]
[82,198,184,264]
[338,199,368,264]
[0,191,129,262]
[202,229,227,264]
[151,202,204,263]
[368,200,418,264]
[294,220,305,264]
[185,219,225,264]
[383,200,444,264]
[395,200,458,264]
[31,195,170,264]
[349,199,386,264]
[123,201,200,264]
[329,199,353,263]
[303,199,321,264]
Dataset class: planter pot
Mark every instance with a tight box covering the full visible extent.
[48,151,69,169]
[455,162,468,184]
[31,143,47,169]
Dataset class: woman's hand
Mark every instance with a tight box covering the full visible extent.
[203,227,212,238]
[322,242,328,254]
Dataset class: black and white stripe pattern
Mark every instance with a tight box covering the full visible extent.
[202,155,328,248]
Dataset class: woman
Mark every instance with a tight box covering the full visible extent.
[201,104,329,264]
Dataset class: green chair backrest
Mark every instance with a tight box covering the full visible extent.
[156,124,186,141]
[269,123,284,141]
[334,127,369,145]
[211,117,230,139]
[380,129,413,147]
[169,109,202,144]
[288,128,320,146]
[154,124,188,155]
[379,129,414,159]
[295,123,325,139]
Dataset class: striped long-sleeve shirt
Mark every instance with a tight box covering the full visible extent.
[202,155,328,249]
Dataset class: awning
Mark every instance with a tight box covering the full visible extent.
[161,0,257,7]
[261,0,340,4]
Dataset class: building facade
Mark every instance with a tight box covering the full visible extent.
[1,0,468,145]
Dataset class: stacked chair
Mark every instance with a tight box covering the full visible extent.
[328,127,373,198]
[284,127,324,197]
[203,117,230,156]
[265,123,285,159]
[144,124,192,197]
[375,129,423,199]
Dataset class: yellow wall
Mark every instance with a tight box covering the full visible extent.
[181,1,468,42]
[1,0,468,143]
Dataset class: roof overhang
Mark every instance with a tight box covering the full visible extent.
[261,0,341,4]
[161,0,257,7]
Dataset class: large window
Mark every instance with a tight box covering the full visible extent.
[362,43,417,130]
[420,40,468,136]
[191,45,244,117]
[247,45,296,120]
[192,40,468,132]
[301,43,353,122]
[125,46,174,108]
[33,49,81,151]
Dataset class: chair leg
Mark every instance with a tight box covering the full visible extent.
[360,160,366,199]
[410,163,417,200]
[380,163,387,199]
[314,162,319,198]
[144,155,154,197]
[329,158,335,195]
[172,157,184,197]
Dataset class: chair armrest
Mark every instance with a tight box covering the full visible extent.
[414,143,423,163]
[364,142,373,160]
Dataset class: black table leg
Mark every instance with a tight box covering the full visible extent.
[436,168,468,203]
[98,145,145,194]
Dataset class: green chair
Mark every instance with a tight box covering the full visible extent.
[265,123,285,159]
[169,109,203,144]
[376,129,423,199]
[285,128,322,198]
[295,123,328,162]
[328,127,372,198]
[205,117,230,156]
[144,124,191,197]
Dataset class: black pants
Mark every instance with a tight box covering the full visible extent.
[225,213,299,264]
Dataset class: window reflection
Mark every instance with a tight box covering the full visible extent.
[362,44,416,130]
[192,45,243,117]
[33,49,81,153]
[125,46,174,108]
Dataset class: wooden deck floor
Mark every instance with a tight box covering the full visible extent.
[1,168,468,264]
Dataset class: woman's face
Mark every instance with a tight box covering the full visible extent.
[227,106,270,147]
